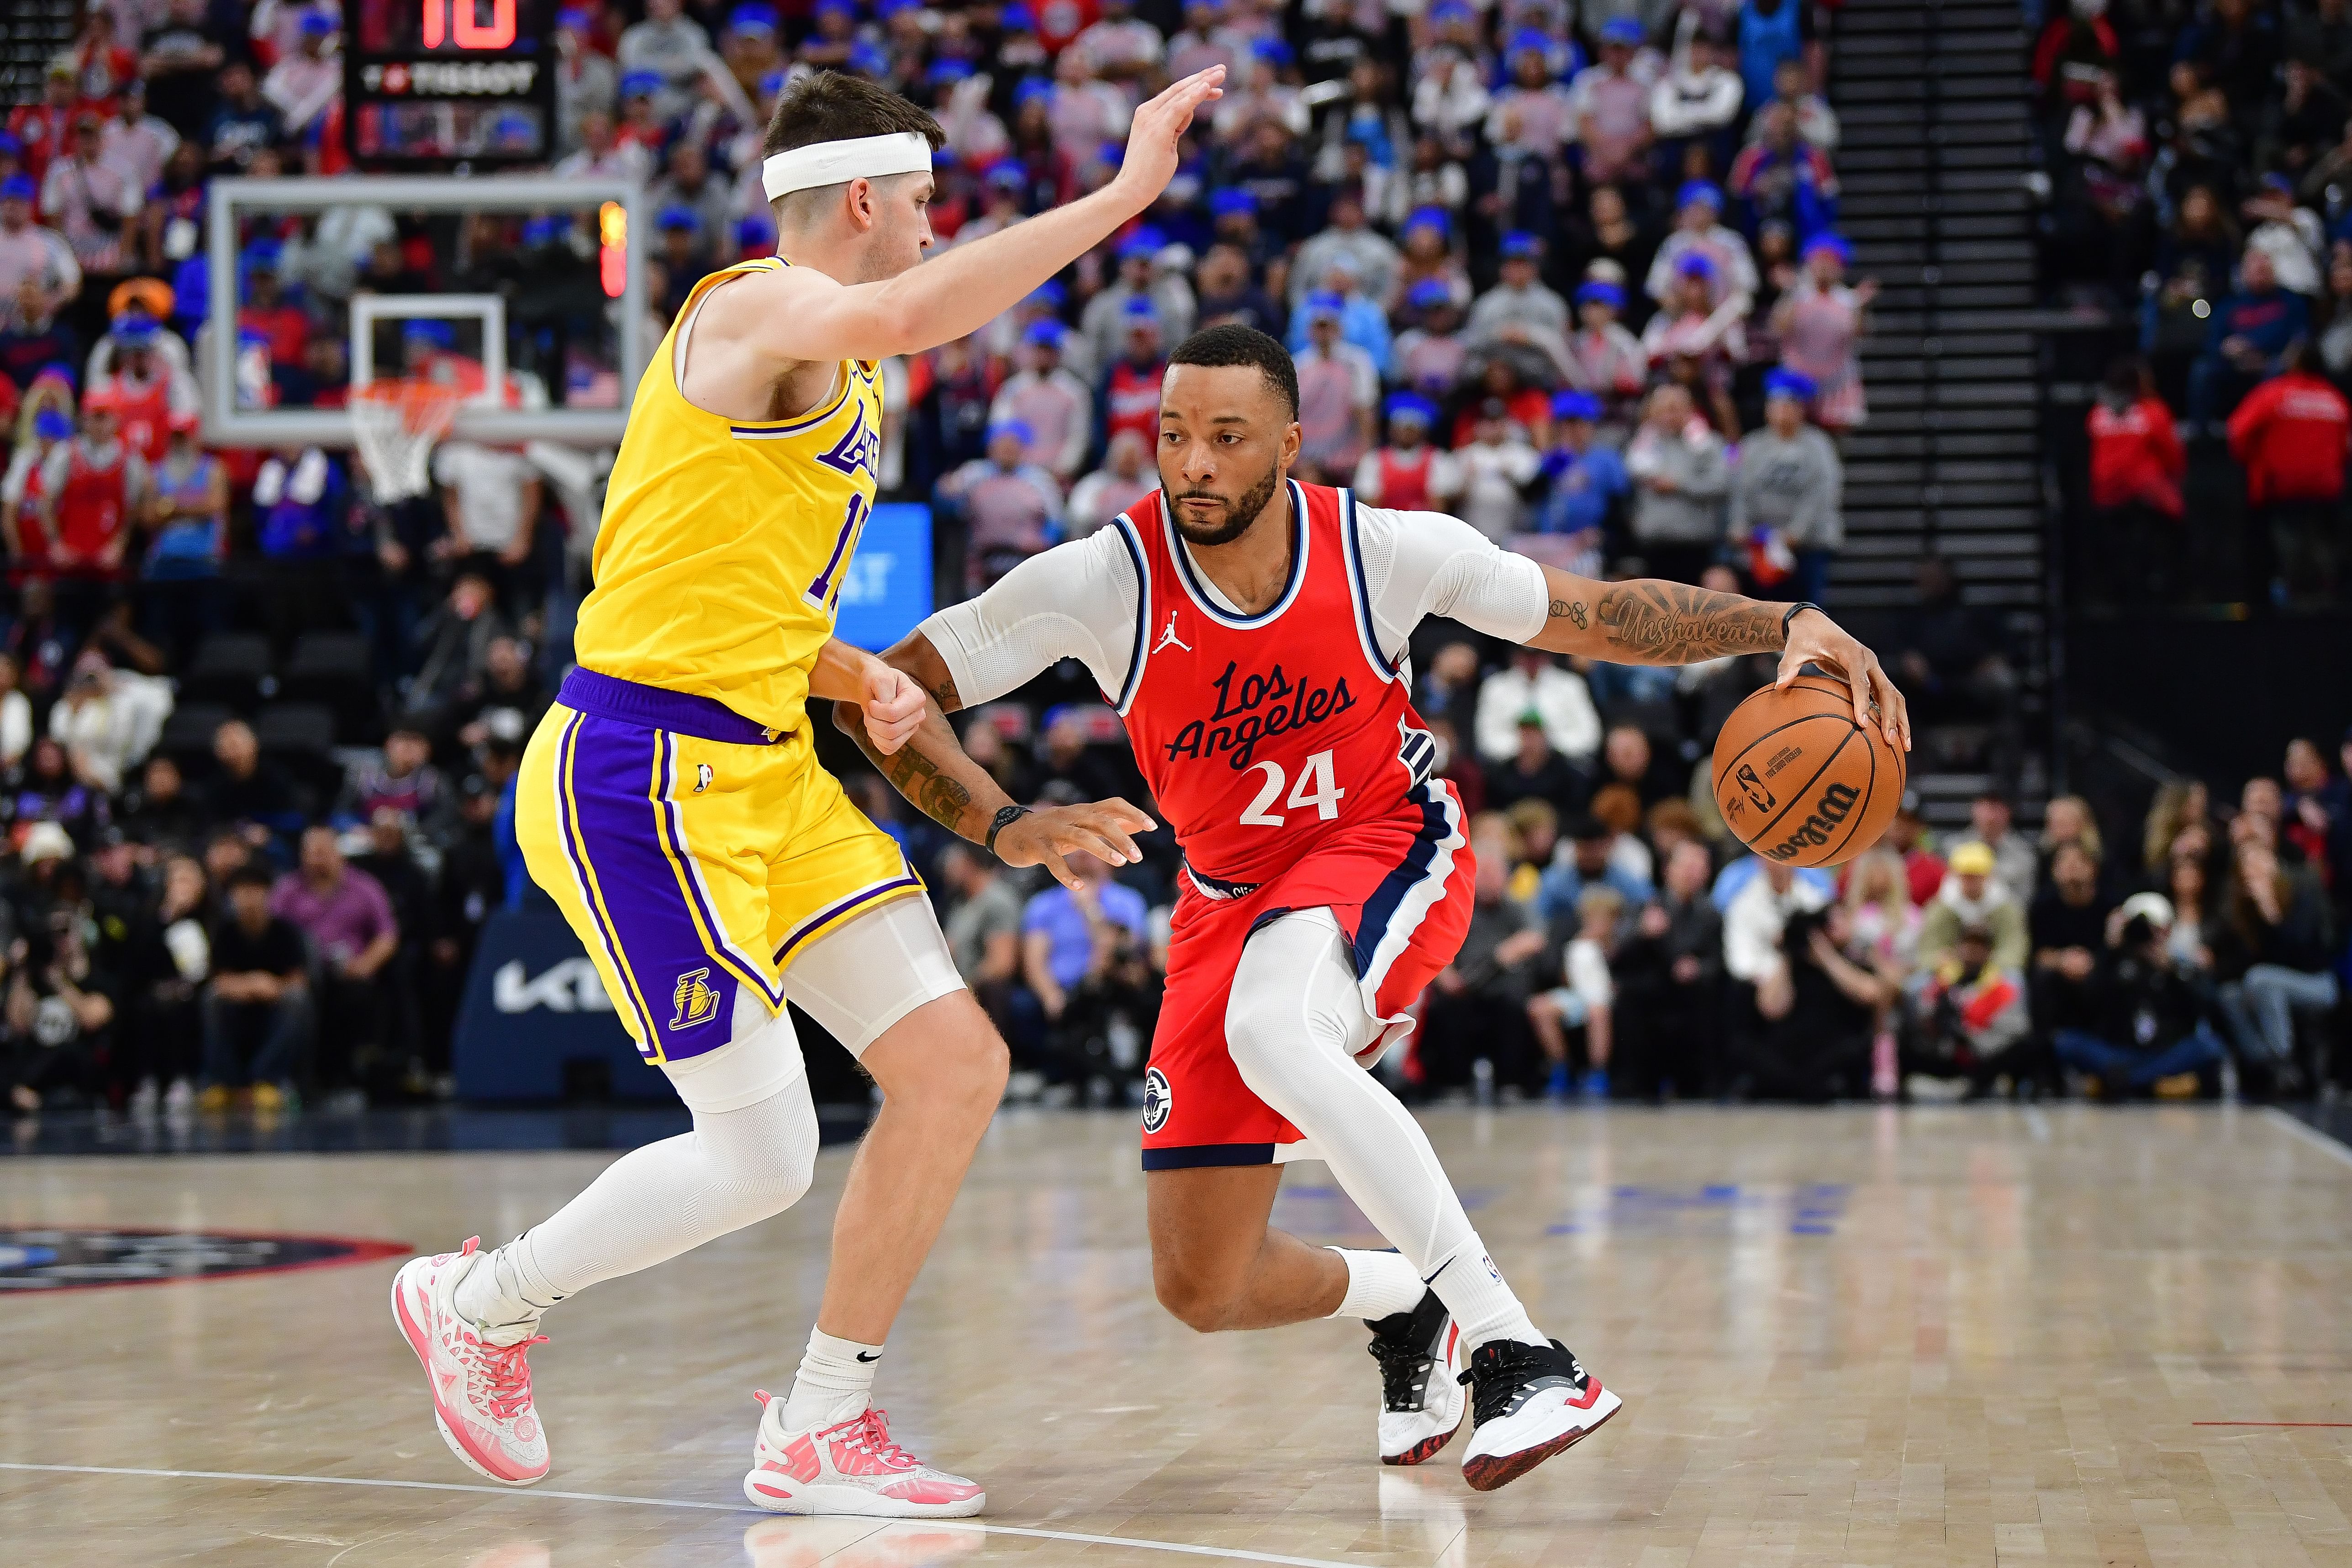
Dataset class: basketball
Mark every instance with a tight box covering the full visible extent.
[1710,674,1905,868]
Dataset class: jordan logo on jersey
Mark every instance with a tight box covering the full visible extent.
[1153,611,1190,655]
[669,967,721,1030]
[1162,660,1359,771]
[814,401,879,480]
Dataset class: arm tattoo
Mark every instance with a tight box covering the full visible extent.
[927,671,962,712]
[881,742,974,835]
[1548,597,1589,630]
[1593,581,1786,664]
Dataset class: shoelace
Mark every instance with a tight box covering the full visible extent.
[1459,1341,1580,1427]
[837,1409,919,1472]
[1367,1336,1434,1413]
[472,1335,548,1421]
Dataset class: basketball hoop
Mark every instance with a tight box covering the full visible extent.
[348,377,464,504]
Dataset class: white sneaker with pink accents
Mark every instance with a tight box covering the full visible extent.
[741,1390,986,1517]
[390,1237,551,1486]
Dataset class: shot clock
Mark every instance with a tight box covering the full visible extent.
[345,0,558,169]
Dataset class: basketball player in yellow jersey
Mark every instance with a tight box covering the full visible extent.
[390,67,1218,1515]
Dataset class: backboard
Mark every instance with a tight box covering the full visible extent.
[202,175,649,451]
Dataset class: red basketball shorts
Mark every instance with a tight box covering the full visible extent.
[1139,782,1472,1171]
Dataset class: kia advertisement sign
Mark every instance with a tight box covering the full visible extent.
[451,912,666,1101]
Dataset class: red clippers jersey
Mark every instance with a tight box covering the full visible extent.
[1374,446,1437,513]
[1109,480,1443,889]
[107,374,172,463]
[58,443,129,561]
[1104,360,1165,446]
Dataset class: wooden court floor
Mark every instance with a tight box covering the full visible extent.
[7,1103,2352,1567]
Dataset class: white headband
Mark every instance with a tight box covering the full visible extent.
[762,132,934,201]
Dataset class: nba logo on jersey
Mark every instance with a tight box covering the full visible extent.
[694,763,714,794]
[1141,1067,1172,1135]
[670,968,721,1031]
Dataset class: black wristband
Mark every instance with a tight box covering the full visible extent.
[1781,601,1823,644]
[985,805,1032,855]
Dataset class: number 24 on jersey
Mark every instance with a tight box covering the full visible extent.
[1237,749,1345,828]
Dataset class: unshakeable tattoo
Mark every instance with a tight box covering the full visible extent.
[1589,581,1787,662]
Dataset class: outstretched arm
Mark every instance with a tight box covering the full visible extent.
[1529,570,1910,750]
[708,69,1222,367]
[835,630,1159,892]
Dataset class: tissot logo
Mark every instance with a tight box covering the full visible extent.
[492,957,616,1014]
[1162,660,1357,770]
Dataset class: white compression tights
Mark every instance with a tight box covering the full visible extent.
[1223,909,1543,1349]
[458,1062,820,1333]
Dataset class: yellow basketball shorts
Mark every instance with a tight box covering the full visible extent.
[516,668,923,1064]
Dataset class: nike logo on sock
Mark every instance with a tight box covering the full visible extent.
[855,1351,881,1362]
[1422,1258,1451,1286]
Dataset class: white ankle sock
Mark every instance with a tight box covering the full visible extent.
[1423,1235,1544,1350]
[783,1327,882,1430]
[1327,1247,1426,1321]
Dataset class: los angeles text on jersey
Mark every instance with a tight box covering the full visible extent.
[1162,660,1359,771]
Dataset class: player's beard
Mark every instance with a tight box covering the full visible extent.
[1166,460,1284,548]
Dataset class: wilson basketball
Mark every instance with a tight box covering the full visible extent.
[1711,674,1906,868]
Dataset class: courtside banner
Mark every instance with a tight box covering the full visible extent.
[452,910,665,1101]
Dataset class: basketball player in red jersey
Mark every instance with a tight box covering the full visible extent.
[845,326,1909,1491]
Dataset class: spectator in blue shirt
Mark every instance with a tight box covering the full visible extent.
[1537,814,1656,926]
[1535,391,1630,549]
[1287,250,1393,375]
[1021,851,1150,1017]
[2189,247,2310,426]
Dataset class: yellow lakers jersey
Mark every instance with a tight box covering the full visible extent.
[573,256,884,737]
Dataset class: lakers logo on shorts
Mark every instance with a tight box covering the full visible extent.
[670,967,721,1031]
[1141,1067,1172,1135]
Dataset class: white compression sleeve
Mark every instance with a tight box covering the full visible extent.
[1222,909,1544,1350]
[1354,504,1550,657]
[918,525,1142,708]
[458,1072,821,1336]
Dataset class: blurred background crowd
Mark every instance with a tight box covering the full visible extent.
[0,0,2341,1123]
[2041,0,2352,611]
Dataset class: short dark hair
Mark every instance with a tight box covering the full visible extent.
[1167,324,1299,419]
[762,70,945,162]
[227,865,274,893]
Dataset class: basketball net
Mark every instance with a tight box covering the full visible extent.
[348,378,464,505]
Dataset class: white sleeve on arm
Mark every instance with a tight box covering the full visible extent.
[1355,504,1550,660]
[916,526,1143,708]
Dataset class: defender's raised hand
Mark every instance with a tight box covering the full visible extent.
[1113,68,1224,208]
[996,799,1160,892]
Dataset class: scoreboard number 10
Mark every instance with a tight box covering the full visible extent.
[421,0,517,49]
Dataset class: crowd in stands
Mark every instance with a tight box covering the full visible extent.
[2045,0,2352,610]
[0,0,1874,1119]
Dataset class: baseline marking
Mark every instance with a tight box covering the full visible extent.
[2262,1107,2352,1174]
[0,1463,1369,1568]
[2194,1422,2352,1428]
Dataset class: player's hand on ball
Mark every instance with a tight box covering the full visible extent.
[1113,68,1224,207]
[996,799,1159,891]
[861,665,928,755]
[1776,607,1911,752]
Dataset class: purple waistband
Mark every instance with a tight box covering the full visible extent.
[560,667,787,746]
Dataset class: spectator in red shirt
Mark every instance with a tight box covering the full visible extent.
[235,239,309,366]
[2085,354,2186,601]
[2226,338,2350,606]
[6,59,79,189]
